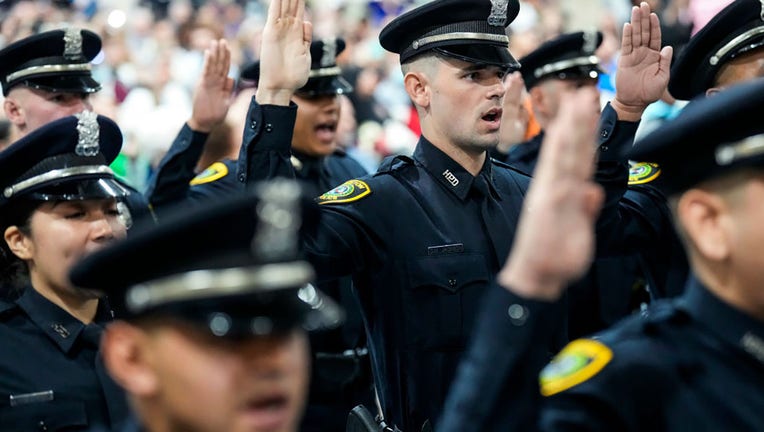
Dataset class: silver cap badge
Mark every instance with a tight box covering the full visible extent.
[63,28,84,61]
[321,39,337,68]
[488,0,509,27]
[583,30,598,55]
[74,111,99,157]
[252,180,302,261]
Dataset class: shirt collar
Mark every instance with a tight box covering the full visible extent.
[291,150,326,178]
[16,287,113,355]
[413,136,498,201]
[679,276,764,366]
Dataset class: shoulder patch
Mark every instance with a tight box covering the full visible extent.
[540,338,613,396]
[317,179,371,205]
[629,162,661,185]
[190,162,229,186]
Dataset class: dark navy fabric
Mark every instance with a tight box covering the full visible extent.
[440,276,764,431]
[0,288,128,431]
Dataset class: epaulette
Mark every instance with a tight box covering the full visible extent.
[490,157,532,177]
[375,154,415,175]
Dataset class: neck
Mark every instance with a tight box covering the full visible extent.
[420,130,487,176]
[29,272,99,324]
[694,262,764,322]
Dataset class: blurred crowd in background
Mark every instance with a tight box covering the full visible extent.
[0,0,733,192]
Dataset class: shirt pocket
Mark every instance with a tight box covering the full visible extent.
[404,254,489,350]
[0,399,88,431]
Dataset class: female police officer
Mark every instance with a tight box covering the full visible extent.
[0,111,130,430]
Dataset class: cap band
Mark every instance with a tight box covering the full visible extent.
[309,66,342,78]
[125,262,316,314]
[709,25,764,66]
[3,164,113,198]
[534,55,599,78]
[6,62,92,83]
[715,134,764,165]
[411,32,509,51]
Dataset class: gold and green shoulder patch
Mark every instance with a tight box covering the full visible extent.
[540,338,613,396]
[317,179,371,205]
[628,162,661,185]
[190,162,229,186]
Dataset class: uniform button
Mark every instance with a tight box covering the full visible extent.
[250,120,257,129]
[508,304,529,326]
[601,129,609,138]
[265,123,273,132]
[38,421,47,431]
[600,145,609,152]
[238,174,246,182]
[448,279,457,288]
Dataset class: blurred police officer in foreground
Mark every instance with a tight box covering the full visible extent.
[70,181,343,432]
[237,0,669,429]
[0,28,153,226]
[0,113,129,430]
[441,77,764,432]
[240,38,373,432]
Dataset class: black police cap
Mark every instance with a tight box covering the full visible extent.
[669,0,764,100]
[520,31,604,89]
[69,182,343,337]
[0,28,102,96]
[379,0,520,68]
[0,112,126,209]
[240,38,353,97]
[628,78,764,195]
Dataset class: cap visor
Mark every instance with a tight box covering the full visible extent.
[22,74,101,94]
[296,76,354,97]
[436,44,519,69]
[25,177,130,202]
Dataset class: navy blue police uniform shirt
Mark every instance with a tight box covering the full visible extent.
[235,97,641,430]
[439,276,764,431]
[0,288,128,431]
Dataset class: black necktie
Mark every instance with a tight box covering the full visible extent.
[471,174,515,269]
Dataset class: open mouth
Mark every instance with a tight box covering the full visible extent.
[314,121,338,143]
[242,394,291,429]
[481,108,503,125]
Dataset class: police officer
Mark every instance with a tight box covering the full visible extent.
[440,77,764,432]
[0,28,153,226]
[241,38,373,432]
[69,181,344,432]
[0,113,130,430]
[237,0,670,429]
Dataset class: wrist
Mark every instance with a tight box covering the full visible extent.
[611,98,646,122]
[497,264,565,302]
[187,118,213,133]
[256,88,294,106]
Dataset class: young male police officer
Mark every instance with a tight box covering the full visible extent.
[237,0,670,429]
[440,76,764,432]
[70,182,343,432]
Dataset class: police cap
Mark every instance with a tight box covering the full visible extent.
[240,38,353,97]
[379,0,520,68]
[69,181,343,337]
[0,112,126,209]
[628,78,764,194]
[520,31,604,89]
[0,28,102,96]
[669,0,764,100]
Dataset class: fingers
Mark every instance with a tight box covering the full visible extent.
[659,45,673,73]
[630,5,642,47]
[649,11,662,51]
[640,2,651,50]
[303,21,313,46]
[267,0,281,23]
[621,22,633,56]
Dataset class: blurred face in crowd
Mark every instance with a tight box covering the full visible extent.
[3,198,125,300]
[530,76,600,127]
[709,48,764,96]
[3,86,92,136]
[406,55,509,154]
[104,320,311,432]
[291,93,342,157]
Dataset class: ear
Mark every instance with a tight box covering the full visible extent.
[403,71,430,110]
[3,97,25,128]
[676,189,731,262]
[528,86,545,114]
[4,226,33,260]
[101,322,159,397]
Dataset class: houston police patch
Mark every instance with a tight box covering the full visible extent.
[628,162,661,185]
[539,339,613,396]
[190,162,229,185]
[317,179,371,205]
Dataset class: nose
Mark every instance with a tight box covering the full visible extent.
[90,215,117,243]
[488,79,507,100]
